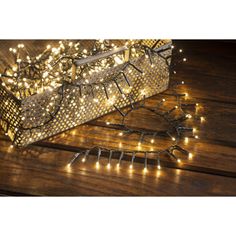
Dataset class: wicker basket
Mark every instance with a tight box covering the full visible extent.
[0,40,172,146]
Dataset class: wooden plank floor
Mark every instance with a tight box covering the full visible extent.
[0,40,236,196]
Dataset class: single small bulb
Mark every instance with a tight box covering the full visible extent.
[179,49,183,53]
[175,105,178,109]
[143,167,147,173]
[172,137,176,141]
[183,58,187,62]
[185,93,189,97]
[106,121,110,125]
[188,153,193,159]
[138,142,141,146]
[151,139,154,143]
[129,164,133,169]
[157,165,161,170]
[177,159,181,163]
[116,163,120,168]
[195,135,199,139]
[200,117,205,122]
[10,145,14,148]
[96,161,100,168]
[119,132,123,136]
[181,81,185,84]
[196,103,199,106]
[193,128,197,133]
[107,163,111,169]
[186,114,192,119]
[47,45,51,49]
[162,98,166,102]
[82,157,86,163]
[184,137,189,143]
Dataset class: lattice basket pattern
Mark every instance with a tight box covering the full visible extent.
[0,40,172,146]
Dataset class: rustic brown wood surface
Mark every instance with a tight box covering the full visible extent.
[0,40,236,196]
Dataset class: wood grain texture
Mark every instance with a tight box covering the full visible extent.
[0,40,236,196]
[0,139,236,196]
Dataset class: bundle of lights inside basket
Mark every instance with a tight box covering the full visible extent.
[0,40,124,99]
[0,39,171,143]
[0,40,205,172]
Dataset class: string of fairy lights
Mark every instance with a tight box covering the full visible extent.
[0,40,205,173]
[67,78,205,171]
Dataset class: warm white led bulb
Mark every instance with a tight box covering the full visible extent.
[184,137,189,143]
[96,161,100,168]
[200,117,205,122]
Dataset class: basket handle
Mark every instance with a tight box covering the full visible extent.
[71,46,129,80]
[74,46,128,66]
